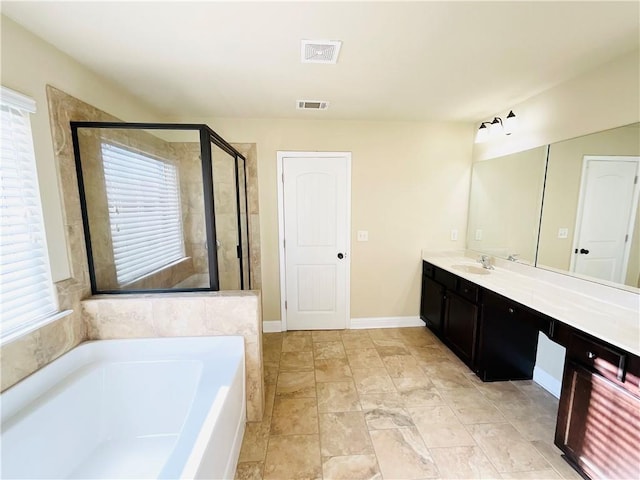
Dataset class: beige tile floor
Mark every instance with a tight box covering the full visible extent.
[235,327,582,480]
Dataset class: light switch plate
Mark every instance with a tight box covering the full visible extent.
[558,228,569,239]
[357,230,368,242]
[475,229,482,241]
[450,229,458,241]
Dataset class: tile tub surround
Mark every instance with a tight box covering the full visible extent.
[81,291,264,422]
[1,86,262,393]
[234,328,580,480]
[422,250,640,356]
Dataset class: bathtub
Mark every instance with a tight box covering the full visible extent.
[1,336,245,479]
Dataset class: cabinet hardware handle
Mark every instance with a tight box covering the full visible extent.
[587,351,597,359]
[508,307,514,314]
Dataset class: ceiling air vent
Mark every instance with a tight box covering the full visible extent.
[297,100,329,111]
[301,40,342,64]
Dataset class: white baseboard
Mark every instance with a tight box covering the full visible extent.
[262,320,282,333]
[266,316,424,331]
[349,316,424,329]
[533,366,561,398]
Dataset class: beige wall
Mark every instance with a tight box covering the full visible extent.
[0,16,166,282]
[168,118,475,322]
[473,50,640,162]
[538,124,640,287]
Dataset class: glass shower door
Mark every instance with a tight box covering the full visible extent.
[237,156,250,289]
[211,142,241,290]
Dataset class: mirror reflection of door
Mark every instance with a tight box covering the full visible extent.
[571,156,640,284]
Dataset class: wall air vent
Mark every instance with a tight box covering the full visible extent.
[297,100,329,111]
[301,40,342,64]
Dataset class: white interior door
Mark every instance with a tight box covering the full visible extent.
[278,152,350,330]
[571,156,640,283]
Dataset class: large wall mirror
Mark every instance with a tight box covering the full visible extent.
[467,122,640,291]
[537,123,640,289]
[467,146,548,264]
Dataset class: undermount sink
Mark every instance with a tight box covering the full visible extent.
[451,264,491,275]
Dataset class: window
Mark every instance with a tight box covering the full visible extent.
[101,143,185,285]
[1,87,57,341]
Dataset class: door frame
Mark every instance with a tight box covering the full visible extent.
[569,155,640,281]
[277,151,352,332]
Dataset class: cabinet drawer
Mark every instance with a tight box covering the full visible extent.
[423,261,435,279]
[483,290,519,315]
[457,279,479,303]
[568,333,627,382]
[434,267,457,290]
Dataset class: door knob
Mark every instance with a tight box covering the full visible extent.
[337,253,345,259]
[579,248,590,255]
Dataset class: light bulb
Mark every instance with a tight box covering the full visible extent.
[489,117,503,137]
[504,110,516,135]
[475,123,489,143]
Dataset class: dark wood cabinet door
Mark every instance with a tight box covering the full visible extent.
[476,290,539,381]
[443,292,477,365]
[420,275,444,333]
[556,362,640,480]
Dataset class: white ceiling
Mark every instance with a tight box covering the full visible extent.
[2,1,639,122]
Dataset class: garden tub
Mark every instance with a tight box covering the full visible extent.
[1,336,245,479]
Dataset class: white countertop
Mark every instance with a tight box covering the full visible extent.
[422,251,640,357]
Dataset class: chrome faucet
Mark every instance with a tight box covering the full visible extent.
[507,253,520,262]
[478,255,494,270]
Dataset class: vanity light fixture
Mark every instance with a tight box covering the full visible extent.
[475,110,517,143]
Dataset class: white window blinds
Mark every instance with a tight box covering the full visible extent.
[1,87,57,341]
[101,143,185,285]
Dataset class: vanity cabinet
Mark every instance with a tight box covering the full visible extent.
[420,262,553,380]
[421,262,481,366]
[554,327,640,480]
[475,290,552,381]
[420,259,640,480]
[420,262,445,333]
[443,291,478,365]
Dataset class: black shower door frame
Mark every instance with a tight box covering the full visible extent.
[70,121,250,294]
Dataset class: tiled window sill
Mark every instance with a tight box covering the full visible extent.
[1,310,74,347]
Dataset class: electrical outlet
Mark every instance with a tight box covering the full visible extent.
[357,230,368,242]
[475,229,483,241]
[558,228,569,239]
[450,229,458,241]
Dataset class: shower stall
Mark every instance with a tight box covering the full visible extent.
[71,122,250,293]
